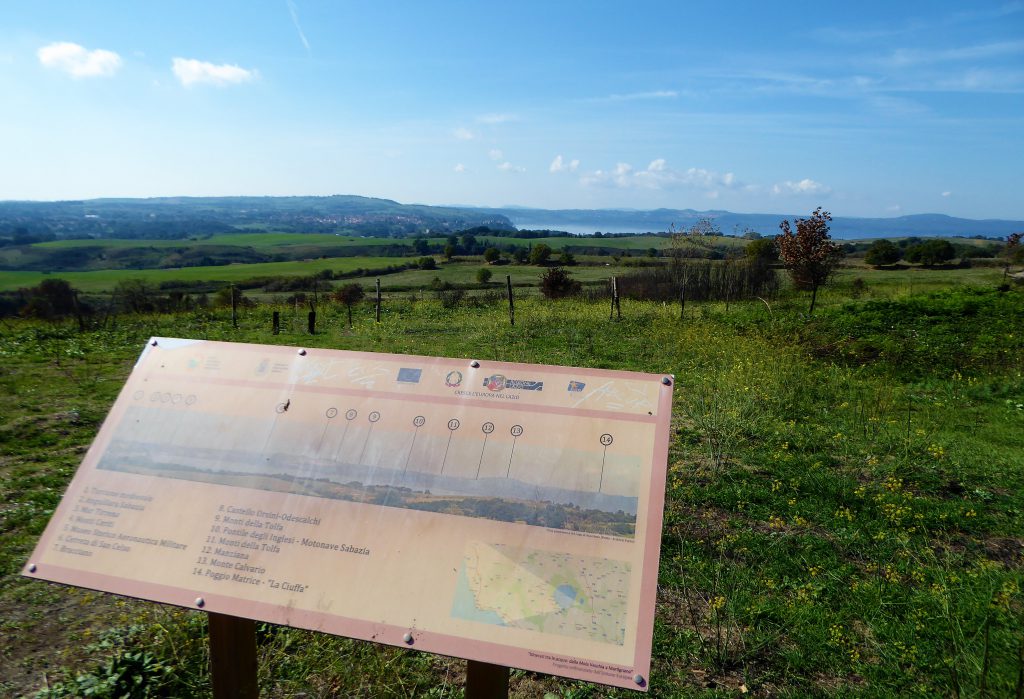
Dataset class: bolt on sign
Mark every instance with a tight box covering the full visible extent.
[24,338,673,691]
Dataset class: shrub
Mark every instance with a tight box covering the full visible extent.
[864,239,901,266]
[529,243,553,265]
[620,259,779,303]
[539,267,581,298]
[905,239,955,266]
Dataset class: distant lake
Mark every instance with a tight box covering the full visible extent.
[509,219,665,236]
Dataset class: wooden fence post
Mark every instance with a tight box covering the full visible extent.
[231,284,238,329]
[272,311,280,335]
[308,310,316,335]
[375,278,382,323]
[610,278,618,323]
[609,277,615,319]
[506,275,514,326]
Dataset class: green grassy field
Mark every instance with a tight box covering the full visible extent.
[1,274,1022,697]
[0,256,402,292]
[30,233,435,250]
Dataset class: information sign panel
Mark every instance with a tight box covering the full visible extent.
[24,338,672,691]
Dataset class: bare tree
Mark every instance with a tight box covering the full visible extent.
[1003,232,1022,280]
[775,207,843,315]
[333,283,365,328]
[669,217,720,318]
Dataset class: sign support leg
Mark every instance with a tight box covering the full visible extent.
[208,612,259,699]
[466,660,509,699]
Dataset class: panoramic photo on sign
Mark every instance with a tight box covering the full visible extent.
[24,338,673,690]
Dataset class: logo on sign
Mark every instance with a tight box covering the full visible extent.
[484,374,544,392]
[483,374,507,391]
[444,370,463,388]
[567,381,585,392]
[397,367,422,383]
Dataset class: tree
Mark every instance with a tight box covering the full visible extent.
[417,256,437,270]
[775,207,843,315]
[539,267,581,299]
[333,283,365,328]
[1002,232,1022,279]
[483,247,501,263]
[213,285,251,309]
[558,250,577,266]
[476,267,492,284]
[20,278,88,327]
[413,237,430,255]
[864,239,901,267]
[461,233,478,254]
[443,244,456,261]
[114,279,159,314]
[904,239,954,267]
[670,217,720,318]
[529,243,553,265]
[512,247,529,263]
[745,237,779,264]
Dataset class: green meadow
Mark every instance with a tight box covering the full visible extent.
[0,256,401,292]
[1,266,1021,697]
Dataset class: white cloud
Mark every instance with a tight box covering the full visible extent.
[286,0,311,55]
[488,149,503,161]
[885,40,1024,67]
[771,178,832,196]
[600,90,678,102]
[37,42,121,78]
[581,159,740,192]
[172,57,257,87]
[452,127,475,140]
[454,163,466,173]
[549,155,579,173]
[498,161,525,173]
[477,113,518,124]
[941,191,952,197]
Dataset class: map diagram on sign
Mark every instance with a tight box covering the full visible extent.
[452,543,631,645]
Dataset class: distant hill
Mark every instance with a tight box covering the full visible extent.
[0,195,515,241]
[491,207,1024,240]
[0,195,1019,242]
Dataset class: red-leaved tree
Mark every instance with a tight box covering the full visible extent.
[775,207,843,315]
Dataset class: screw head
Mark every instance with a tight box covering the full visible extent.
[150,339,158,346]
[27,563,37,573]
[195,597,205,608]
[661,376,672,386]
[403,632,414,644]
[470,360,480,368]
[297,348,307,356]
[633,673,645,686]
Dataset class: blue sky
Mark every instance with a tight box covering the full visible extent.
[2,1,1022,218]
